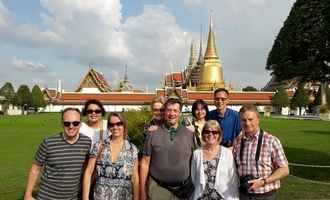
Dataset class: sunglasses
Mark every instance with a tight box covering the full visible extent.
[63,121,80,127]
[108,121,124,128]
[215,97,228,102]
[86,109,102,114]
[203,130,220,135]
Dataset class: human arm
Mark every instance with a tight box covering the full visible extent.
[248,165,289,190]
[82,157,97,200]
[24,161,42,200]
[140,156,150,200]
[132,160,140,200]
[249,135,289,190]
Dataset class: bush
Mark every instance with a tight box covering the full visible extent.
[123,110,151,151]
[319,104,330,114]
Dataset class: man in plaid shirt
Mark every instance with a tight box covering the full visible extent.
[233,104,289,200]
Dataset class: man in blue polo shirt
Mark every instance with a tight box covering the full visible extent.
[208,88,241,147]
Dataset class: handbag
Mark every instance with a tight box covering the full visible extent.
[151,175,195,199]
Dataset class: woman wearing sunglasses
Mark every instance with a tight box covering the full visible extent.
[80,99,109,148]
[83,112,139,200]
[191,120,239,200]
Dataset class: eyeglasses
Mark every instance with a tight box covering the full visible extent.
[86,109,102,114]
[108,121,124,128]
[203,130,220,135]
[63,121,80,127]
[215,97,228,102]
[152,108,164,112]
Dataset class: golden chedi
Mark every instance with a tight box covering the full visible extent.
[197,17,225,90]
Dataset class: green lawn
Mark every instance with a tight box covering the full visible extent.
[0,113,330,200]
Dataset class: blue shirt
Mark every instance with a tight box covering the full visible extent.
[208,108,241,146]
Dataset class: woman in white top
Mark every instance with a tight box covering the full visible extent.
[191,120,239,200]
[80,99,109,148]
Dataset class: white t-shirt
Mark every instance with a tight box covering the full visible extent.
[80,120,110,150]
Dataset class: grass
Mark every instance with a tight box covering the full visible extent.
[0,113,330,200]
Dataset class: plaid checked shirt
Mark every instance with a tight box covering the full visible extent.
[233,129,288,194]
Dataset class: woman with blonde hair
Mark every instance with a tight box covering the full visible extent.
[83,112,139,200]
[191,120,239,200]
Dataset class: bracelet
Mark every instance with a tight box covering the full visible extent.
[261,178,267,185]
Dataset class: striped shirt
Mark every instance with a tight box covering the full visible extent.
[233,130,288,194]
[34,133,91,200]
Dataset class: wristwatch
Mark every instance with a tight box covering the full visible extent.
[261,178,267,186]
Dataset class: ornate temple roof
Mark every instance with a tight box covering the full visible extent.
[75,68,111,93]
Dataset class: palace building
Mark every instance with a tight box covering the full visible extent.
[42,18,275,113]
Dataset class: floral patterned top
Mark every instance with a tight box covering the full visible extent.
[90,138,138,200]
[197,150,224,200]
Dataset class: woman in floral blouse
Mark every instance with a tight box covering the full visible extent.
[83,112,139,200]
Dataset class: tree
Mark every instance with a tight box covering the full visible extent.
[31,85,46,112]
[14,85,32,114]
[266,0,330,105]
[242,86,258,91]
[291,83,309,115]
[0,82,15,103]
[271,86,290,114]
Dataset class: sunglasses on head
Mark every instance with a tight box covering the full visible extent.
[86,109,102,114]
[63,121,80,127]
[203,130,220,135]
[108,121,124,128]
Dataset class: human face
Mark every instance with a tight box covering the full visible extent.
[164,103,181,127]
[152,102,164,121]
[214,91,229,113]
[108,116,125,139]
[63,110,81,139]
[240,111,260,137]
[202,127,220,146]
[86,104,102,123]
[194,104,207,120]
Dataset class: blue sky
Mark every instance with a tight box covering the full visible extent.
[0,0,296,91]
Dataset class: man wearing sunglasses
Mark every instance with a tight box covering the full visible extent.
[208,88,241,148]
[24,107,91,200]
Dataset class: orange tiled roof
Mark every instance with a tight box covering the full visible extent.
[52,90,275,106]
[75,68,111,92]
[57,92,155,105]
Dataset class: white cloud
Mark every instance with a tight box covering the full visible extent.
[0,0,297,90]
[122,5,193,74]
[0,0,10,27]
[11,57,48,72]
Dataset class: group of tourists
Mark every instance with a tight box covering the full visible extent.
[24,88,289,200]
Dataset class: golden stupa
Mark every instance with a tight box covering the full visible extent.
[197,17,225,90]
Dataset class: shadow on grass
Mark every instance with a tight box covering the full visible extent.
[300,130,330,136]
[285,147,330,181]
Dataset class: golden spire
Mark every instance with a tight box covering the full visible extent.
[204,15,218,59]
[197,24,204,65]
[197,15,225,91]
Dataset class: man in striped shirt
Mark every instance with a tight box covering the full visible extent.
[233,104,289,200]
[24,108,91,200]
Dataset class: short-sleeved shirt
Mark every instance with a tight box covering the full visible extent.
[143,125,194,183]
[233,130,288,194]
[34,133,91,200]
[80,120,109,150]
[208,108,241,146]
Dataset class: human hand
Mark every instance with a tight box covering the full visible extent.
[148,125,158,132]
[248,178,266,190]
[24,195,35,200]
[186,125,195,132]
